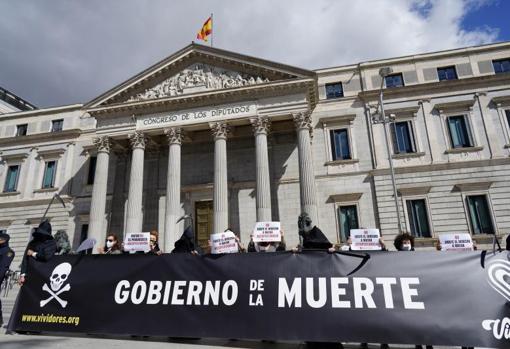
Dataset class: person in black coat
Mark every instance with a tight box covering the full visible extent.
[19,220,57,285]
[0,232,14,326]
[296,212,335,252]
[172,226,200,255]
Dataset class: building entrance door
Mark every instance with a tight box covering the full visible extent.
[195,200,213,251]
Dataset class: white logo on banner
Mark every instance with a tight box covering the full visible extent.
[482,259,510,340]
[40,262,72,308]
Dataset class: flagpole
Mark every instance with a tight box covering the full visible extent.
[210,13,214,47]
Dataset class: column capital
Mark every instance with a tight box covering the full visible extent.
[250,116,271,135]
[93,136,111,154]
[164,127,184,145]
[129,131,147,150]
[209,122,230,140]
[292,111,313,130]
[292,111,313,139]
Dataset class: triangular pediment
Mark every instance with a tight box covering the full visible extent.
[125,63,272,103]
[86,43,315,108]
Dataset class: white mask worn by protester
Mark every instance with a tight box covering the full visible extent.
[401,243,412,251]
[106,240,115,249]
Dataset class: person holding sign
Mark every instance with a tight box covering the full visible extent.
[98,233,122,254]
[209,229,244,254]
[349,229,387,251]
[147,230,162,255]
[248,222,286,252]
[435,233,475,252]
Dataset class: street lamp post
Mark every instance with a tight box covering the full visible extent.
[372,67,403,235]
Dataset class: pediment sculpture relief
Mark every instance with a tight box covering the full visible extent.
[127,63,270,102]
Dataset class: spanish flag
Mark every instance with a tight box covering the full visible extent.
[196,16,212,42]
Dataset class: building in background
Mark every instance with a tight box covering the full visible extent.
[0,41,509,266]
[0,86,36,115]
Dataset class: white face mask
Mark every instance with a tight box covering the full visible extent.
[402,243,412,251]
[106,240,115,249]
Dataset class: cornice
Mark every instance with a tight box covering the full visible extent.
[371,157,510,176]
[0,104,83,120]
[86,78,317,116]
[0,129,82,147]
[359,73,510,102]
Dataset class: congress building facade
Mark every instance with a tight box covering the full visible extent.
[1,41,510,265]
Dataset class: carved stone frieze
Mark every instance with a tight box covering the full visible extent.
[127,63,270,102]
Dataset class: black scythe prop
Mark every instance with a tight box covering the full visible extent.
[41,193,66,222]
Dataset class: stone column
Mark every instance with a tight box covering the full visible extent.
[164,127,184,252]
[210,122,229,234]
[88,136,111,250]
[125,131,146,235]
[251,116,272,222]
[293,111,319,225]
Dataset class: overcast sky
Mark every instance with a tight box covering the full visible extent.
[0,0,507,108]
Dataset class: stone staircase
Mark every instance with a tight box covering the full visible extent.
[1,283,20,327]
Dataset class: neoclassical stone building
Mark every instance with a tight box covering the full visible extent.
[1,41,509,265]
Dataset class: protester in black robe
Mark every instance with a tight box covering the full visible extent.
[0,232,14,326]
[297,212,335,251]
[172,226,200,254]
[295,213,342,349]
[19,220,57,285]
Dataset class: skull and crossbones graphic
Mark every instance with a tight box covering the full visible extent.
[40,262,72,308]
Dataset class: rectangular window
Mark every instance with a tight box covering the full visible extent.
[384,73,404,88]
[338,205,359,242]
[406,199,431,238]
[493,58,510,74]
[87,156,97,185]
[330,129,351,160]
[325,82,344,99]
[505,110,510,129]
[16,124,27,136]
[437,66,458,81]
[42,161,57,189]
[447,115,473,148]
[3,165,20,192]
[51,119,63,132]
[391,121,416,153]
[467,195,494,234]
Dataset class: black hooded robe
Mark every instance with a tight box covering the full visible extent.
[20,220,57,275]
[301,226,333,250]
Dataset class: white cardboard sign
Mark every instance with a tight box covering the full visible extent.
[123,232,151,252]
[210,230,239,254]
[350,229,382,251]
[439,233,474,251]
[253,222,281,243]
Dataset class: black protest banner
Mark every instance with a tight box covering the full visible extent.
[8,250,510,347]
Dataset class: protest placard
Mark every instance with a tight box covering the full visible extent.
[123,232,151,252]
[210,230,239,254]
[439,233,474,251]
[253,222,281,242]
[350,229,382,251]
